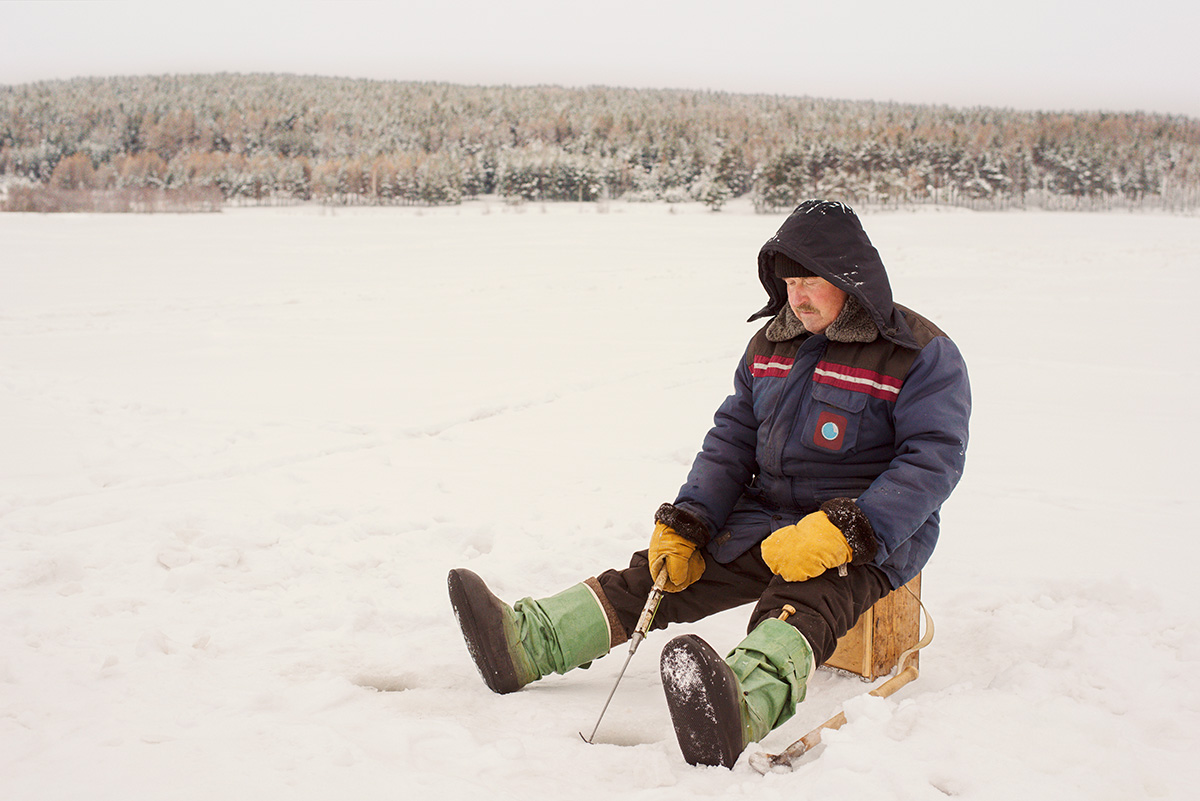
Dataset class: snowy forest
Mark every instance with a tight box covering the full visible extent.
[2,73,1198,211]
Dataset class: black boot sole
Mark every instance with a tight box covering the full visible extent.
[447,568,525,694]
[660,634,745,768]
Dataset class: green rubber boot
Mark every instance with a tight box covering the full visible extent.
[448,568,618,694]
[661,618,814,767]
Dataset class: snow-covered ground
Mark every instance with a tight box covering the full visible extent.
[2,200,1197,800]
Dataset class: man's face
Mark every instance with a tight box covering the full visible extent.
[784,276,848,335]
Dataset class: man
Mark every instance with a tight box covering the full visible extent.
[448,200,971,768]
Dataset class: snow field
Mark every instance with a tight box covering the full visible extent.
[1,200,1198,800]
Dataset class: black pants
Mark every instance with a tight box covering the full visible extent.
[595,547,892,666]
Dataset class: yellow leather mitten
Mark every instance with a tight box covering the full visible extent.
[760,511,854,582]
[649,522,706,592]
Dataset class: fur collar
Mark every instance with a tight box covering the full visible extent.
[765,293,879,344]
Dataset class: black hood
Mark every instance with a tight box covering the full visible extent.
[751,200,917,349]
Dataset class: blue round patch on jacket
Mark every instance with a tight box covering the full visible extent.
[821,421,840,440]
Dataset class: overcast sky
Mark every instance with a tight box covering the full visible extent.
[2,0,1196,118]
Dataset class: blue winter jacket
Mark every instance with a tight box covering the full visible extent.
[671,202,971,589]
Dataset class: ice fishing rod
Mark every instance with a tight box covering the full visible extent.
[581,571,669,744]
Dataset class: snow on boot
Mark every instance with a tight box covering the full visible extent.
[447,568,618,694]
[660,619,813,768]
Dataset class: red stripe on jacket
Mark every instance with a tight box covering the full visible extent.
[751,355,794,377]
[813,360,903,401]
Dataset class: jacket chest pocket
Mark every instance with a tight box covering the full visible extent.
[802,383,867,454]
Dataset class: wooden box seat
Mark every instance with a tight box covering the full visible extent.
[823,573,922,680]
